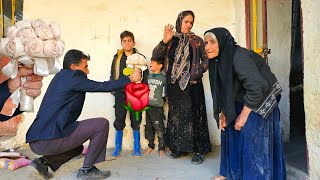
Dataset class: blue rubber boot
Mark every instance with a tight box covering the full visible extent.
[133,130,141,156]
[111,130,123,157]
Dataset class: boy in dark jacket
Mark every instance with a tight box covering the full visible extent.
[110,30,148,157]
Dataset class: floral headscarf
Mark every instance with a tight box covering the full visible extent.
[171,10,195,90]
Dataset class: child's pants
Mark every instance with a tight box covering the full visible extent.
[29,118,109,171]
[145,107,166,150]
[113,92,141,130]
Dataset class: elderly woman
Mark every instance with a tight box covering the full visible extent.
[204,27,286,179]
[152,10,211,164]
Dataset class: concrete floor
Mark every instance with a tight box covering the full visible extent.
[0,147,221,180]
[284,135,308,173]
[0,145,308,180]
[284,135,309,180]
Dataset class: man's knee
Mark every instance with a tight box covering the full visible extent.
[95,118,109,132]
[101,118,109,129]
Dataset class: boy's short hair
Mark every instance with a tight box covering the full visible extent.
[151,56,165,71]
[120,30,135,42]
[63,49,90,69]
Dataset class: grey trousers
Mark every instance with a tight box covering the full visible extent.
[29,118,109,171]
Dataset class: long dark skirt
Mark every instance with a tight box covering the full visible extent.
[219,102,286,179]
[166,82,211,154]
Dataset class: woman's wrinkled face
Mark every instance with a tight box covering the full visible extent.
[180,15,194,34]
[204,34,219,59]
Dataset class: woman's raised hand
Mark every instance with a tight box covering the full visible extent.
[163,24,174,44]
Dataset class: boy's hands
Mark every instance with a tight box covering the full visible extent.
[163,24,174,44]
[129,69,142,82]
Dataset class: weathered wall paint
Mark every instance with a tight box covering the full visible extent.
[267,0,292,142]
[0,0,246,150]
[301,0,320,178]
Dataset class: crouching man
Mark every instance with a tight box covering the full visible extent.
[26,49,142,179]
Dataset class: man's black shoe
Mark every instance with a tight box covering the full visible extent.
[29,158,52,179]
[77,166,111,179]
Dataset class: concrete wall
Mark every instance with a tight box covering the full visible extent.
[267,0,292,142]
[301,0,320,178]
[0,0,246,150]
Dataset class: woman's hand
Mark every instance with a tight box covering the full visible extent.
[219,112,227,131]
[163,24,174,44]
[234,105,252,131]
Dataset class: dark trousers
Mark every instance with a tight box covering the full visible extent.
[29,118,109,171]
[113,92,141,130]
[145,107,165,150]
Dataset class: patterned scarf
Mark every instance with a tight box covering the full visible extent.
[170,11,194,90]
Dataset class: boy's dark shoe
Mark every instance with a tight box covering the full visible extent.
[191,153,204,165]
[29,158,52,179]
[77,166,111,179]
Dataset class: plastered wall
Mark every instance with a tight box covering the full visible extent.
[1,0,245,150]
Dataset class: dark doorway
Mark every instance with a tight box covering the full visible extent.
[284,0,307,174]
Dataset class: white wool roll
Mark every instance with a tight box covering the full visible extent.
[49,21,61,39]
[25,37,45,57]
[31,19,46,28]
[43,40,65,58]
[0,37,25,58]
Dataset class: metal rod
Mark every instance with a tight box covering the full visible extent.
[0,0,3,37]
[245,0,251,49]
[252,0,257,51]
[262,0,268,62]
[12,0,16,25]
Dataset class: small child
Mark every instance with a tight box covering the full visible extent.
[144,57,166,157]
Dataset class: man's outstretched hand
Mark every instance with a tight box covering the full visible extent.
[129,69,142,83]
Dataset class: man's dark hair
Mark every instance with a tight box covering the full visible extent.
[120,30,135,42]
[151,57,165,71]
[63,49,90,69]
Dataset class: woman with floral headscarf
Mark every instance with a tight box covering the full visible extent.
[204,27,286,179]
[152,10,211,164]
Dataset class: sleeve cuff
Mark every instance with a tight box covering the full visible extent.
[160,40,169,46]
[122,76,131,85]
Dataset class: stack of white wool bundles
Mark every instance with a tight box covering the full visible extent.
[0,19,65,115]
